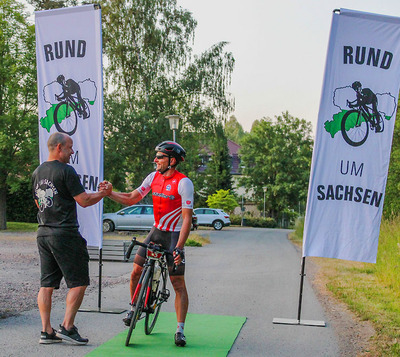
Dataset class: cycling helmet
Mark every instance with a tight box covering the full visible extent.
[352,81,362,91]
[155,141,186,162]
[56,74,65,84]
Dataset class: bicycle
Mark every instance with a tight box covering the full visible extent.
[53,93,90,136]
[341,100,384,147]
[124,237,174,347]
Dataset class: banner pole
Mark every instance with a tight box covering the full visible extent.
[79,246,126,314]
[98,248,103,310]
[272,256,325,327]
[296,256,306,322]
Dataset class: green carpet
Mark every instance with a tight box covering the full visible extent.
[86,312,246,356]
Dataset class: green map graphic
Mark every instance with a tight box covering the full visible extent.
[40,100,95,132]
[324,109,390,138]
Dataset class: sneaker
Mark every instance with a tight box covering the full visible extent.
[174,332,186,347]
[39,328,62,344]
[123,310,134,326]
[56,325,88,345]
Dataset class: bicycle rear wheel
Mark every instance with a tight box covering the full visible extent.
[54,102,78,136]
[341,109,369,147]
[125,267,152,346]
[144,267,167,335]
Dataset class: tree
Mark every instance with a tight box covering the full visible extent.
[239,111,313,219]
[202,123,232,197]
[225,115,246,144]
[100,0,235,197]
[206,189,238,214]
[383,98,400,218]
[0,0,38,229]
[27,0,80,10]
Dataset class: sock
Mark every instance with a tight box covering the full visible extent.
[176,322,185,334]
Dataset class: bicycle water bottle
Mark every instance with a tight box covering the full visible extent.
[152,263,161,291]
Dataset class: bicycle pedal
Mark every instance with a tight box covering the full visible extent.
[161,289,170,302]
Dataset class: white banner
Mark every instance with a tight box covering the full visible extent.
[303,9,400,263]
[35,5,104,247]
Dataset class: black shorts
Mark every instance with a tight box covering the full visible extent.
[37,234,90,289]
[134,227,184,276]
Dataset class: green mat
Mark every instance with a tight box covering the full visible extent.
[86,312,246,356]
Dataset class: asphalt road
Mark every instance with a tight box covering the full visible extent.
[0,227,339,356]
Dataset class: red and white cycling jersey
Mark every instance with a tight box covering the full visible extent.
[137,170,194,232]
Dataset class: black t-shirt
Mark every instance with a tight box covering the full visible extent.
[32,160,85,236]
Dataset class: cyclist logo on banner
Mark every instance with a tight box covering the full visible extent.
[39,75,97,136]
[324,81,397,147]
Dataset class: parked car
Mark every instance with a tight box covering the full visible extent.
[103,204,154,232]
[103,204,199,232]
[193,208,231,230]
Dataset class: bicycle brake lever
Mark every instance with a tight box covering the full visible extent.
[125,237,137,260]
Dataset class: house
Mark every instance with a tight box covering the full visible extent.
[198,139,260,216]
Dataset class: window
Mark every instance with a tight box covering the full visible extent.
[142,206,153,215]
[124,206,142,215]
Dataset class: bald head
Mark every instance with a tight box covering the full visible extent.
[47,132,69,152]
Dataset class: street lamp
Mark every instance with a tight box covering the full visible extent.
[166,115,181,142]
[263,186,268,218]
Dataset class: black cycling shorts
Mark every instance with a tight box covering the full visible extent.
[134,227,184,276]
[37,234,90,289]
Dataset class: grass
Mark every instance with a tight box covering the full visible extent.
[3,222,38,232]
[291,217,400,356]
[104,231,211,247]
[3,224,210,248]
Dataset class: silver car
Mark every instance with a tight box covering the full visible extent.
[103,204,154,232]
[193,208,231,230]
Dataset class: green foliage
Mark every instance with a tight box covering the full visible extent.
[6,179,37,223]
[0,0,38,229]
[239,111,313,219]
[185,239,202,247]
[27,0,80,10]
[383,98,400,218]
[229,214,276,228]
[206,189,238,214]
[100,0,235,199]
[225,115,246,144]
[202,123,232,198]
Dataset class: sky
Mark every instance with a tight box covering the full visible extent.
[178,0,400,133]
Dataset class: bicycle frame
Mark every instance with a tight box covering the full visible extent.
[130,247,167,310]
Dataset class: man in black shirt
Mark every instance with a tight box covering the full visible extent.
[32,132,110,345]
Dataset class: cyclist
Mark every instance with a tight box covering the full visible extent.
[55,74,88,119]
[348,81,382,132]
[100,141,193,347]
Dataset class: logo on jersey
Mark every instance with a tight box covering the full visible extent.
[166,184,171,191]
[141,187,146,191]
[186,200,191,205]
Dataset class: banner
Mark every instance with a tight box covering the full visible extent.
[303,9,400,263]
[35,5,104,247]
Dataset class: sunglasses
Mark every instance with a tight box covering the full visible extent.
[155,154,169,160]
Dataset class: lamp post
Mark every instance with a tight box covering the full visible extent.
[263,186,267,218]
[166,115,181,142]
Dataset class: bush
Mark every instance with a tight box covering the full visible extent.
[229,214,277,228]
[185,239,202,247]
[7,180,37,223]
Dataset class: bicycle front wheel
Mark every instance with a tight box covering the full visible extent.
[145,267,167,335]
[341,109,369,147]
[125,267,152,346]
[54,102,78,136]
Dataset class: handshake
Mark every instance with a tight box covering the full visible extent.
[98,181,113,196]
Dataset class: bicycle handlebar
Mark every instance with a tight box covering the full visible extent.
[125,237,179,272]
